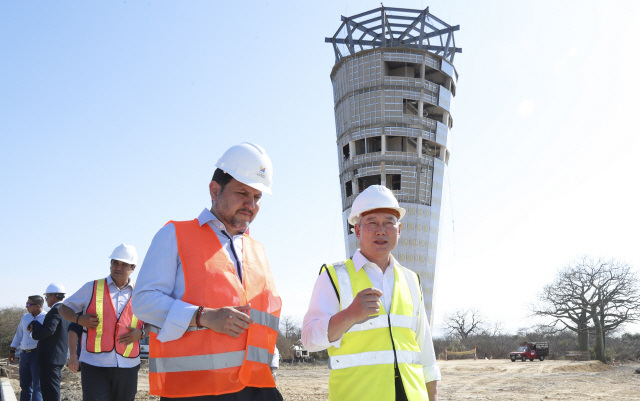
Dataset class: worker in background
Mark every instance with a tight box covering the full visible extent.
[132,142,282,401]
[10,295,46,401]
[29,284,69,401]
[59,244,144,401]
[302,185,441,401]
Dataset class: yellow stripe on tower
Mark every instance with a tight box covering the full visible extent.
[123,315,139,357]
[94,279,105,353]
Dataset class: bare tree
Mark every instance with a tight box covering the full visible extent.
[532,257,640,363]
[443,309,484,339]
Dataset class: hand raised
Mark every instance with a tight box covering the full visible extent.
[347,288,383,323]
[200,304,254,338]
[78,313,100,329]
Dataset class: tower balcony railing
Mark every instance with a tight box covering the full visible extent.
[383,76,440,94]
[341,151,436,171]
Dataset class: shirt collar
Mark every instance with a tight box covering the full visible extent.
[107,274,133,290]
[52,301,63,308]
[198,208,244,238]
[352,249,399,273]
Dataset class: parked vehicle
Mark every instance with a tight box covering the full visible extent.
[509,342,549,362]
[140,336,149,359]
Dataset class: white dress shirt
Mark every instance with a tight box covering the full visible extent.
[302,250,441,383]
[132,208,245,343]
[63,275,139,368]
[11,311,46,350]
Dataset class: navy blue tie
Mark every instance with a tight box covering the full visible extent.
[221,232,242,283]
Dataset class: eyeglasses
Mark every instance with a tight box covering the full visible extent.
[26,303,40,307]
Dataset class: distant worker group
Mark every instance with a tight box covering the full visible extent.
[10,142,440,401]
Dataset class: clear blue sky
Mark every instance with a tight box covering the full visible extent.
[2,0,639,336]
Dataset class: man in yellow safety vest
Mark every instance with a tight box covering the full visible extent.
[302,185,440,401]
[59,244,144,401]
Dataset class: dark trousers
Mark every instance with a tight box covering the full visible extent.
[80,362,140,401]
[159,387,283,401]
[19,351,42,401]
[38,364,62,401]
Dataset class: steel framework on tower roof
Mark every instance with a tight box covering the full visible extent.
[325,6,461,64]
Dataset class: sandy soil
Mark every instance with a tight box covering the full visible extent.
[6,359,640,400]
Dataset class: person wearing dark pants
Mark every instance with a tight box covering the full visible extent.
[10,295,46,401]
[29,284,69,401]
[80,363,140,401]
[59,244,145,401]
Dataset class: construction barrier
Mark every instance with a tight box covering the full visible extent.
[444,345,477,361]
[1,377,18,401]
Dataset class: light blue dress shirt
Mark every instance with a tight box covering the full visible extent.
[63,275,140,368]
[11,311,46,350]
[132,208,245,343]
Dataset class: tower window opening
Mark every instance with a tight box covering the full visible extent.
[355,137,382,155]
[358,175,381,193]
[347,222,355,235]
[386,174,401,190]
[345,180,353,197]
[342,144,350,161]
[385,61,420,78]
[403,99,419,116]
[387,136,417,153]
[422,141,441,158]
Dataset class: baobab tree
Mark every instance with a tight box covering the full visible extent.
[533,257,640,363]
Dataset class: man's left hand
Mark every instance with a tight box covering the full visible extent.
[117,327,143,345]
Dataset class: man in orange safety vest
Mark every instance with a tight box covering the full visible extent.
[132,143,282,401]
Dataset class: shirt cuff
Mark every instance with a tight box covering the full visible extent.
[423,364,441,382]
[156,300,198,343]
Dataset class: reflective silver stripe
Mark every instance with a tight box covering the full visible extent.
[329,350,421,370]
[149,351,245,373]
[246,345,273,366]
[334,262,354,309]
[250,309,279,332]
[148,325,206,335]
[396,349,422,366]
[347,314,415,333]
[401,267,421,332]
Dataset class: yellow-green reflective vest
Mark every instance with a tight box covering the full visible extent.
[322,259,429,401]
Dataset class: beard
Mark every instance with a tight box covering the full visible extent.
[214,196,253,232]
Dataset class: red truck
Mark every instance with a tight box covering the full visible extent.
[509,342,549,362]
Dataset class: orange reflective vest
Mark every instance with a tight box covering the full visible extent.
[86,278,144,358]
[149,219,282,398]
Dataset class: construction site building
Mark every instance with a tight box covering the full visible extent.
[326,6,461,324]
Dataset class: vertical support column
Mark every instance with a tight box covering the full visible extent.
[417,137,423,158]
[381,161,386,187]
[349,141,355,159]
[381,135,386,156]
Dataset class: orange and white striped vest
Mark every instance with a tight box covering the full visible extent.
[86,278,144,358]
[148,219,282,398]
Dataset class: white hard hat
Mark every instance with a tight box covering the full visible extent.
[347,185,406,225]
[45,283,66,294]
[109,244,138,265]
[215,142,273,194]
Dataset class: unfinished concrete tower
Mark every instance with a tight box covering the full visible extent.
[326,6,460,324]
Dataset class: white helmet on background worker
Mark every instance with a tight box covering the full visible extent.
[347,185,406,225]
[44,283,66,294]
[109,244,138,265]
[215,142,273,194]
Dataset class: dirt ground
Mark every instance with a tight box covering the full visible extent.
[6,359,640,400]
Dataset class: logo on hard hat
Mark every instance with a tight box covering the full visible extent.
[256,166,266,179]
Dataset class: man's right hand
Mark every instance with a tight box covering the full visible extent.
[8,353,15,363]
[346,288,383,323]
[198,304,254,338]
[68,356,80,373]
[78,313,100,329]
